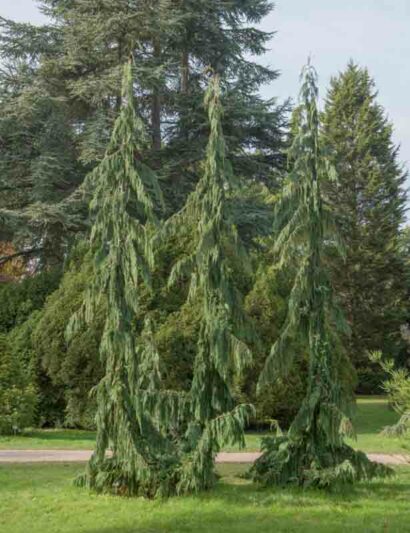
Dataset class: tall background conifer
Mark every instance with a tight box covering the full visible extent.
[322,63,408,386]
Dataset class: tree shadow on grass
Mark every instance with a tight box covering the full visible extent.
[5,463,410,533]
[81,469,410,533]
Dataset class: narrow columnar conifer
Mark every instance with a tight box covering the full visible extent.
[168,74,254,493]
[251,64,391,488]
[66,60,180,498]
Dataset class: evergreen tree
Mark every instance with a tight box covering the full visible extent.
[251,64,390,488]
[0,2,287,268]
[321,63,408,378]
[0,18,84,264]
[67,61,178,497]
[2,1,287,192]
[167,74,254,493]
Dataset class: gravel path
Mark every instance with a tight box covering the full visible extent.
[0,450,409,465]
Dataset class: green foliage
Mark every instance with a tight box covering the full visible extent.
[369,351,410,437]
[0,54,85,260]
[166,74,255,493]
[68,61,181,498]
[251,64,390,489]
[355,366,386,395]
[7,311,65,428]
[244,263,306,427]
[155,303,200,393]
[0,0,287,263]
[32,251,103,428]
[0,4,407,501]
[0,334,37,434]
[0,269,61,333]
[251,378,305,430]
[322,63,408,382]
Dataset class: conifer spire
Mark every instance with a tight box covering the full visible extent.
[168,74,254,493]
[67,60,177,497]
[251,63,391,488]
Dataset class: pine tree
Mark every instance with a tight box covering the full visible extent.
[321,63,408,378]
[251,64,390,488]
[168,74,254,493]
[67,60,179,497]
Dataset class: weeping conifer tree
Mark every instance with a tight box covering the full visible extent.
[251,64,391,488]
[67,60,180,498]
[168,74,254,493]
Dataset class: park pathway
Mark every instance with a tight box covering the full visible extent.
[0,450,409,465]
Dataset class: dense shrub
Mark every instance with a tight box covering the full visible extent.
[355,365,387,395]
[155,303,200,392]
[8,312,66,427]
[0,334,37,434]
[244,263,307,427]
[250,374,306,429]
[32,255,103,429]
[0,269,62,333]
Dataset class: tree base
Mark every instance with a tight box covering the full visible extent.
[250,435,392,489]
[74,455,181,498]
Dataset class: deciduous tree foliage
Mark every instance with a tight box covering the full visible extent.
[251,64,390,488]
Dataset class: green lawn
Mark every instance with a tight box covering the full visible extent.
[1,396,409,454]
[0,429,96,450]
[347,396,410,454]
[1,463,410,533]
[1,398,410,532]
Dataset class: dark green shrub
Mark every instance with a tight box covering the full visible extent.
[8,312,66,428]
[0,334,37,434]
[32,256,103,429]
[0,269,62,333]
[242,262,307,427]
[356,366,386,395]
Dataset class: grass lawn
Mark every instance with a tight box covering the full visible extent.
[0,429,96,450]
[1,463,410,533]
[346,396,409,454]
[1,398,409,532]
[1,396,409,454]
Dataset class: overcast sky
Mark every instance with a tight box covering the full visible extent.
[2,0,410,173]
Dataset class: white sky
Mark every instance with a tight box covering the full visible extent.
[1,0,410,174]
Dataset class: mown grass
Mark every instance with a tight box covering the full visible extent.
[1,463,410,533]
[346,396,409,454]
[1,396,408,454]
[0,429,96,450]
[1,398,409,532]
